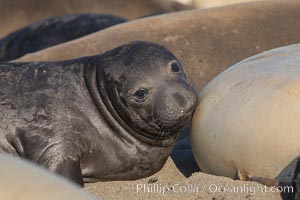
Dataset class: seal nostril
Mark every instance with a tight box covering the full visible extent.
[172,92,187,109]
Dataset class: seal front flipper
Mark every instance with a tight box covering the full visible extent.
[7,127,84,186]
[50,156,84,187]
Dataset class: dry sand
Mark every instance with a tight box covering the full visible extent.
[83,135,286,200]
[84,158,283,200]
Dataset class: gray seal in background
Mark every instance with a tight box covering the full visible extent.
[0,0,193,37]
[0,41,197,186]
[0,14,127,61]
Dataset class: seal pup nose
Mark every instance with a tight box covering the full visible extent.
[171,87,198,117]
[173,92,187,109]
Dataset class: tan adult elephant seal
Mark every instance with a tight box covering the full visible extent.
[18,0,300,93]
[0,154,96,200]
[191,44,300,189]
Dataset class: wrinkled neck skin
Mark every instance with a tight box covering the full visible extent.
[84,56,179,147]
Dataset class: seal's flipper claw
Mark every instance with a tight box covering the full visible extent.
[8,127,84,186]
[53,157,84,187]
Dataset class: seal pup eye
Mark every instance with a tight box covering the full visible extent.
[134,88,148,100]
[170,61,181,73]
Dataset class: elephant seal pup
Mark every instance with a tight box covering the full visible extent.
[0,154,96,200]
[0,41,198,186]
[0,14,127,61]
[191,44,300,184]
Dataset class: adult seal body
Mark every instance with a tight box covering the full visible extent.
[0,14,127,61]
[191,44,300,184]
[17,0,300,93]
[0,154,96,200]
[0,41,197,186]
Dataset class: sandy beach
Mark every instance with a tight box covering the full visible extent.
[85,158,283,200]
[84,135,286,200]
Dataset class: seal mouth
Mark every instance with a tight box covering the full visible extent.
[139,108,194,140]
[131,116,178,140]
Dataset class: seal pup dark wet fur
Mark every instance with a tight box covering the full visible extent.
[0,41,197,186]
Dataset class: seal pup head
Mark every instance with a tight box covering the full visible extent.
[96,41,197,146]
